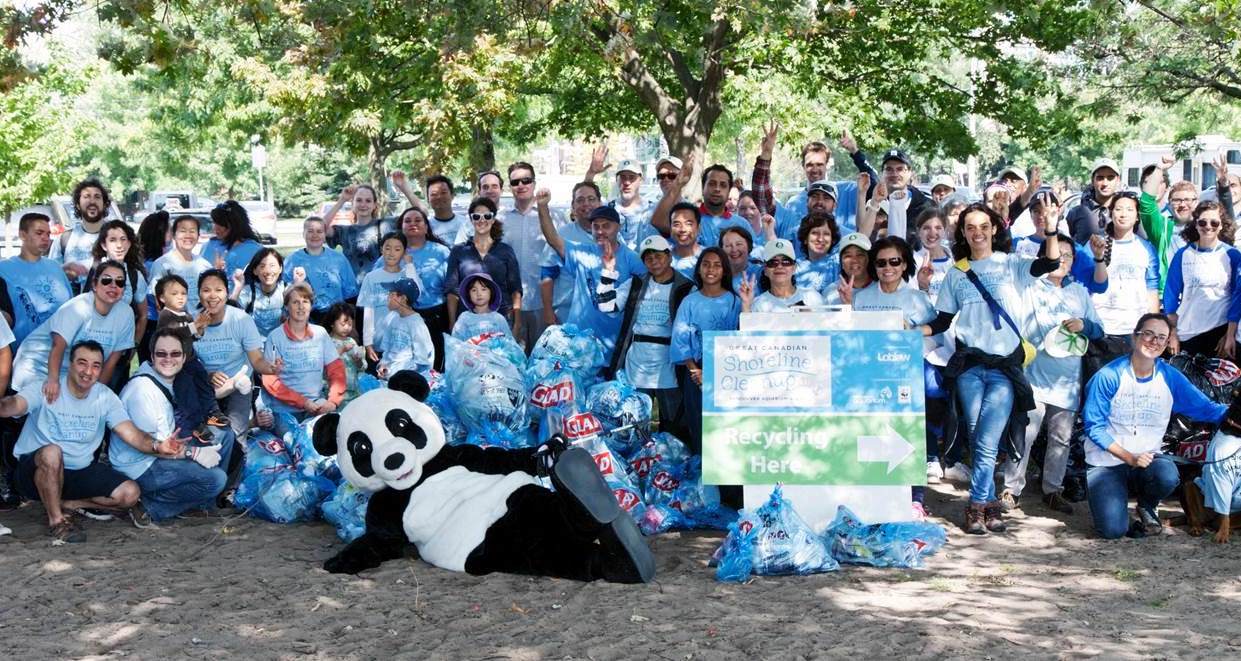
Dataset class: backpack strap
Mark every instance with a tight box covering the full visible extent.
[956,261,1021,337]
[134,373,176,408]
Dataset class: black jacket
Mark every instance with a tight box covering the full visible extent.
[606,271,694,380]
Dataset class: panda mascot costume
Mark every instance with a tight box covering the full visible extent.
[312,371,656,583]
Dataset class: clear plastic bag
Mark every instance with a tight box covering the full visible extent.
[443,334,528,437]
[713,485,838,581]
[715,517,758,582]
[529,324,606,390]
[321,481,371,542]
[234,431,335,524]
[279,412,341,482]
[822,505,947,569]
[587,375,652,433]
[527,361,587,442]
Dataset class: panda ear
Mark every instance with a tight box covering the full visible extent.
[388,370,430,402]
[312,413,341,457]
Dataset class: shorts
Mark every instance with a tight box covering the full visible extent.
[14,450,130,502]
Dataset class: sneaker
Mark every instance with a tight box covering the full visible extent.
[48,516,86,543]
[205,413,230,428]
[942,463,971,484]
[964,503,987,535]
[73,507,115,522]
[1138,506,1162,535]
[998,490,1019,512]
[128,502,159,530]
[0,521,11,536]
[984,502,1008,533]
[1042,491,1074,514]
[926,461,944,484]
[911,502,930,520]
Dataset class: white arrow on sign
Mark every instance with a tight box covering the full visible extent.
[857,426,914,474]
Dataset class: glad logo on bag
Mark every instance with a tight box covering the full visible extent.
[564,412,602,439]
[630,455,657,478]
[614,489,641,512]
[651,471,680,492]
[593,451,615,476]
[1176,438,1209,463]
[530,379,575,409]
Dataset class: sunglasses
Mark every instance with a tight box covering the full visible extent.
[766,258,795,267]
[874,257,904,268]
[98,275,127,288]
[153,350,184,359]
[470,212,495,221]
[1197,219,1221,228]
[509,177,535,187]
[656,173,679,181]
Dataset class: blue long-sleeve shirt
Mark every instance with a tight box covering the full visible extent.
[1161,242,1241,340]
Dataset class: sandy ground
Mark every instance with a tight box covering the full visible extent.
[3,478,1240,661]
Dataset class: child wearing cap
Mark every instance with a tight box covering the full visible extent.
[359,232,424,367]
[376,277,434,378]
[739,239,824,312]
[452,272,514,341]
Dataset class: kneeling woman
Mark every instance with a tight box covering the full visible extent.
[1082,313,1225,539]
[261,283,346,434]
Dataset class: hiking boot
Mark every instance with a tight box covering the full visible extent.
[73,507,115,522]
[1042,491,1074,514]
[128,502,159,529]
[1138,506,1162,535]
[48,516,86,543]
[964,503,987,535]
[984,502,1008,533]
[998,490,1019,512]
[926,461,944,484]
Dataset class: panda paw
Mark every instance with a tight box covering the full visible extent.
[324,551,373,575]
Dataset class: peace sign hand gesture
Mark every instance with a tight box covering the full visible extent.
[837,272,854,305]
[917,257,935,291]
[738,271,757,310]
[760,120,779,160]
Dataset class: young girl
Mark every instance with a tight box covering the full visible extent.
[324,184,394,288]
[383,207,452,370]
[231,248,287,336]
[452,272,514,340]
[739,239,824,312]
[325,301,367,405]
[358,232,420,366]
[670,248,741,456]
[376,278,434,378]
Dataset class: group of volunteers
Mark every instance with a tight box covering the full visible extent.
[1,127,1240,546]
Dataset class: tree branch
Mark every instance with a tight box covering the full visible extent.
[586,6,682,128]
[666,48,700,98]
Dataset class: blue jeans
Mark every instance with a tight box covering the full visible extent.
[956,365,1014,504]
[1086,456,1180,539]
[136,457,228,521]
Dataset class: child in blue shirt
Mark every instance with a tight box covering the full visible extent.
[377,278,434,378]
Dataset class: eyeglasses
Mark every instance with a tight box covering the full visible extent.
[470,212,495,221]
[766,258,795,267]
[98,275,127,288]
[1170,197,1198,205]
[656,173,679,181]
[1196,219,1221,228]
[509,177,535,187]
[874,257,904,268]
[1135,329,1169,344]
[153,350,184,359]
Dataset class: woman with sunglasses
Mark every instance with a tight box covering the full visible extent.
[444,197,523,339]
[1163,201,1240,358]
[929,203,1062,535]
[1087,191,1160,375]
[1082,312,1226,539]
[738,239,824,312]
[11,261,136,401]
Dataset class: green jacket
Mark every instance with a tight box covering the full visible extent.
[1138,192,1179,295]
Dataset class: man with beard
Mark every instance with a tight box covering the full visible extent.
[51,178,112,294]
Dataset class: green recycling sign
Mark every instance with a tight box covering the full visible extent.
[702,330,926,486]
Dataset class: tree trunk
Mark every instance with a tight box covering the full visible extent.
[367,136,390,210]
[469,125,497,193]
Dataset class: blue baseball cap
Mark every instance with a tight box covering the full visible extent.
[380,278,421,305]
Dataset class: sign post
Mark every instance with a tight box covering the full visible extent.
[703,328,926,526]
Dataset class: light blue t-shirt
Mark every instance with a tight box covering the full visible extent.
[115,269,149,310]
[195,306,264,376]
[698,212,749,250]
[671,247,704,280]
[149,251,213,312]
[623,278,677,389]
[613,198,654,251]
[560,240,648,362]
[795,254,841,297]
[452,310,513,340]
[1197,432,1241,516]
[11,293,136,392]
[237,281,287,337]
[752,287,826,312]
[284,248,359,311]
[670,290,741,363]
[540,222,593,322]
[378,311,434,375]
[731,261,764,293]
[370,243,451,309]
[429,212,469,248]
[263,324,339,403]
[852,282,936,326]
[358,266,415,346]
[13,378,128,470]
[202,238,263,278]
[1021,278,1102,411]
[50,224,100,289]
[111,363,175,479]
[935,253,1038,357]
[0,256,73,346]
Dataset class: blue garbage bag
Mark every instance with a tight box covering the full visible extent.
[530,324,605,388]
[279,412,341,483]
[321,481,371,542]
[587,375,652,434]
[637,455,736,534]
[822,505,947,569]
[713,485,838,581]
[527,361,588,441]
[235,431,335,524]
[627,432,690,494]
[716,516,759,582]
[444,334,528,436]
[357,373,384,395]
[425,371,468,443]
[464,418,535,449]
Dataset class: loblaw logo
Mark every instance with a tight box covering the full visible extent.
[877,351,910,362]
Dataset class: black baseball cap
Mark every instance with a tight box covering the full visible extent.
[881,149,912,167]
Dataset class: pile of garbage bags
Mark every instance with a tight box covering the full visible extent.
[715,487,947,582]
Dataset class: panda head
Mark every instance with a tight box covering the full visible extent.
[312,371,444,492]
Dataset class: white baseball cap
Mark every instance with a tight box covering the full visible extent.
[616,159,641,176]
[930,174,956,191]
[998,166,1028,183]
[762,239,796,263]
[1091,158,1121,177]
[839,232,872,253]
[638,234,672,255]
[655,156,684,171]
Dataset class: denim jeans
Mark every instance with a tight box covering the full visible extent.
[956,365,1014,504]
[136,457,228,521]
[1003,402,1075,497]
[1086,455,1180,539]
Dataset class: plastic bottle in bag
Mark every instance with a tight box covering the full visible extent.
[713,485,838,580]
[321,481,371,542]
[234,431,335,524]
[822,505,947,569]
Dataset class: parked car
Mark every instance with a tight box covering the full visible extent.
[239,200,278,245]
[318,201,355,225]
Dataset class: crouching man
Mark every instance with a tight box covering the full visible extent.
[0,340,183,542]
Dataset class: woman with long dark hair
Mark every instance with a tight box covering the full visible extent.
[443,197,522,337]
[89,220,149,388]
[230,247,287,336]
[1164,200,1240,358]
[387,207,451,371]
[203,201,264,277]
[135,210,171,364]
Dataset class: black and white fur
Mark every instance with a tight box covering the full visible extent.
[313,371,655,583]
